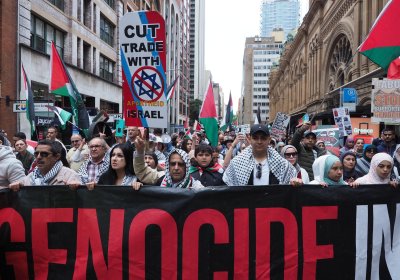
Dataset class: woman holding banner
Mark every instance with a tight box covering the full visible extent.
[353,153,398,188]
[94,143,143,190]
[280,145,310,184]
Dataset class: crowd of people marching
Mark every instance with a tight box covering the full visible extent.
[0,122,399,190]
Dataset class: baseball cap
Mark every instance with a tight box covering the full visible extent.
[250,124,270,136]
[304,131,317,138]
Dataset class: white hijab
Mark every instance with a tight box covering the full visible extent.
[355,153,394,184]
[311,155,330,184]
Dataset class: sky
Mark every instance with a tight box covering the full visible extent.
[205,0,309,111]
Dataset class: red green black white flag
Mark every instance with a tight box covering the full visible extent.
[50,42,90,135]
[359,0,400,70]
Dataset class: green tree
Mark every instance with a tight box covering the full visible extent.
[189,99,202,125]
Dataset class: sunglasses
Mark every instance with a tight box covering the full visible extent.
[34,151,53,158]
[256,163,262,179]
[284,152,298,158]
[71,140,81,143]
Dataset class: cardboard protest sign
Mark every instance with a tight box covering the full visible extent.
[120,11,168,128]
[332,107,352,138]
[371,78,400,124]
[271,112,290,139]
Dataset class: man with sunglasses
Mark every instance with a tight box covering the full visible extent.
[223,124,298,186]
[9,140,80,190]
[66,134,89,171]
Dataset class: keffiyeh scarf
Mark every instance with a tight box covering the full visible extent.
[160,149,192,188]
[78,155,110,184]
[189,162,224,175]
[30,160,63,185]
[223,146,297,186]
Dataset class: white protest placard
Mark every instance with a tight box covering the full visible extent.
[120,11,168,128]
[332,107,352,138]
[371,78,400,124]
[270,112,290,139]
[235,124,250,134]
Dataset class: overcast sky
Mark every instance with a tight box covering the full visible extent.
[205,0,309,111]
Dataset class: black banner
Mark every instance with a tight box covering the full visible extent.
[0,185,400,279]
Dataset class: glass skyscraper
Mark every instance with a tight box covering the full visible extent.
[260,0,300,38]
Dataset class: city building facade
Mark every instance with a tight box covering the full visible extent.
[269,0,387,130]
[189,0,205,101]
[0,1,18,136]
[0,0,193,138]
[239,36,283,125]
[165,0,191,131]
[260,0,300,38]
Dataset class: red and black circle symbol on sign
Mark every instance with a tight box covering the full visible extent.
[131,66,165,102]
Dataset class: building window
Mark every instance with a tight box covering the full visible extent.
[100,99,119,113]
[47,0,64,11]
[100,15,114,46]
[31,15,64,56]
[100,55,114,82]
[103,0,114,9]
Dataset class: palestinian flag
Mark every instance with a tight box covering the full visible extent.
[193,120,202,131]
[296,113,310,128]
[21,64,36,135]
[199,78,218,147]
[359,0,400,70]
[50,42,90,135]
[220,91,233,132]
[45,105,72,129]
[184,128,192,139]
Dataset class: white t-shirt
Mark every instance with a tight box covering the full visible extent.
[253,159,270,186]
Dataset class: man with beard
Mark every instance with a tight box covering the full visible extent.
[9,140,80,190]
[223,124,299,186]
[292,123,325,181]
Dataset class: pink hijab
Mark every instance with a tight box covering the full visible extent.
[355,153,394,184]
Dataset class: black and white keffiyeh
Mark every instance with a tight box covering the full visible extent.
[78,154,110,184]
[160,148,203,189]
[223,146,297,186]
[121,175,137,186]
[31,160,63,185]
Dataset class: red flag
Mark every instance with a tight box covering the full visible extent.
[199,78,219,146]
[359,0,400,70]
[388,57,400,79]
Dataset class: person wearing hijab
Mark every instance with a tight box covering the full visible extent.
[134,136,204,189]
[339,136,355,157]
[355,145,377,177]
[353,138,365,158]
[354,153,397,188]
[275,142,285,153]
[310,155,347,187]
[280,145,310,184]
[340,151,357,183]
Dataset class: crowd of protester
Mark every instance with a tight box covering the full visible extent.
[0,122,399,191]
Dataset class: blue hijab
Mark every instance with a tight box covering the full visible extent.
[323,155,346,186]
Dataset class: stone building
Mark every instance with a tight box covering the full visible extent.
[269,0,388,128]
[239,36,283,125]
